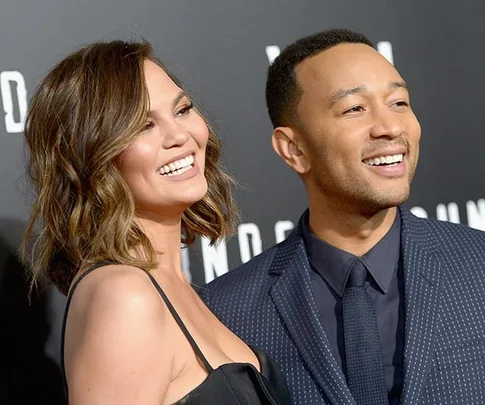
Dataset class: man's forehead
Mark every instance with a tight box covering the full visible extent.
[295,44,403,96]
[296,43,370,71]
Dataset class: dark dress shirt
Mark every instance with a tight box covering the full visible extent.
[302,210,405,404]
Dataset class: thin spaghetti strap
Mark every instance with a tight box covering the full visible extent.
[145,271,214,373]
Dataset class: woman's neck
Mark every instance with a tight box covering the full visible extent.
[135,215,186,279]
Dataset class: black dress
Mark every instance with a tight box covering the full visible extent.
[61,264,291,405]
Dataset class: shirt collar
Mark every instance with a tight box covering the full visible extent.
[302,209,401,297]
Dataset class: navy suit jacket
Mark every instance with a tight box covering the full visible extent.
[200,207,485,404]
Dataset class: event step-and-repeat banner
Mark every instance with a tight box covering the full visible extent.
[0,1,484,403]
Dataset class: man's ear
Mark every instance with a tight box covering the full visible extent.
[272,126,310,174]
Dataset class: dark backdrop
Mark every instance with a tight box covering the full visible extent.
[0,1,484,403]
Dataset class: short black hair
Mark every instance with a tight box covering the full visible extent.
[265,28,374,128]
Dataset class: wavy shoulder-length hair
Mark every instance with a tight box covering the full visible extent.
[20,40,238,295]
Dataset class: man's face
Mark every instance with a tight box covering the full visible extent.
[293,43,421,213]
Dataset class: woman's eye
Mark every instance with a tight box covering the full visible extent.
[176,102,194,117]
[142,121,155,131]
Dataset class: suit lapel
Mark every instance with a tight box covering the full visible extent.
[399,208,442,405]
[269,227,355,405]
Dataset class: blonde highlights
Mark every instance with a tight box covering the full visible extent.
[20,41,237,295]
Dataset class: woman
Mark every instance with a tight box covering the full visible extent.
[20,41,290,405]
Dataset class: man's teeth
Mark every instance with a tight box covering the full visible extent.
[158,154,194,176]
[363,153,403,166]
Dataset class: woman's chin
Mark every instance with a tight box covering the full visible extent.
[182,183,208,204]
[167,188,208,212]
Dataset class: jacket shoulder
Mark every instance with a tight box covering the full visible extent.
[201,243,279,294]
[401,206,485,257]
[199,232,299,306]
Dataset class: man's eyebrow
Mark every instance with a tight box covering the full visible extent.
[328,81,409,107]
[329,85,368,107]
[389,80,408,91]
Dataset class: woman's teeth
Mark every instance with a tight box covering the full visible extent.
[157,154,195,176]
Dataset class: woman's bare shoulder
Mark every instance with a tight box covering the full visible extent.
[66,264,172,335]
[69,264,163,317]
[65,265,173,404]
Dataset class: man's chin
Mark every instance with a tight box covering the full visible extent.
[371,190,410,211]
[355,186,410,215]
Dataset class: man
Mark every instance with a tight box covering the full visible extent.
[200,29,485,405]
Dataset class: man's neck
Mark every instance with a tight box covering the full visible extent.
[308,203,398,257]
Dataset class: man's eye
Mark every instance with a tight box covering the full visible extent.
[393,101,409,107]
[344,106,364,114]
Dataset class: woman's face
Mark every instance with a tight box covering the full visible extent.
[117,60,209,219]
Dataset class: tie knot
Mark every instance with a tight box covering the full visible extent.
[348,259,367,287]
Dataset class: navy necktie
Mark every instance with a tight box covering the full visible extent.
[342,259,388,405]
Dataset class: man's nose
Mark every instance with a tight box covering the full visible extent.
[369,107,405,139]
